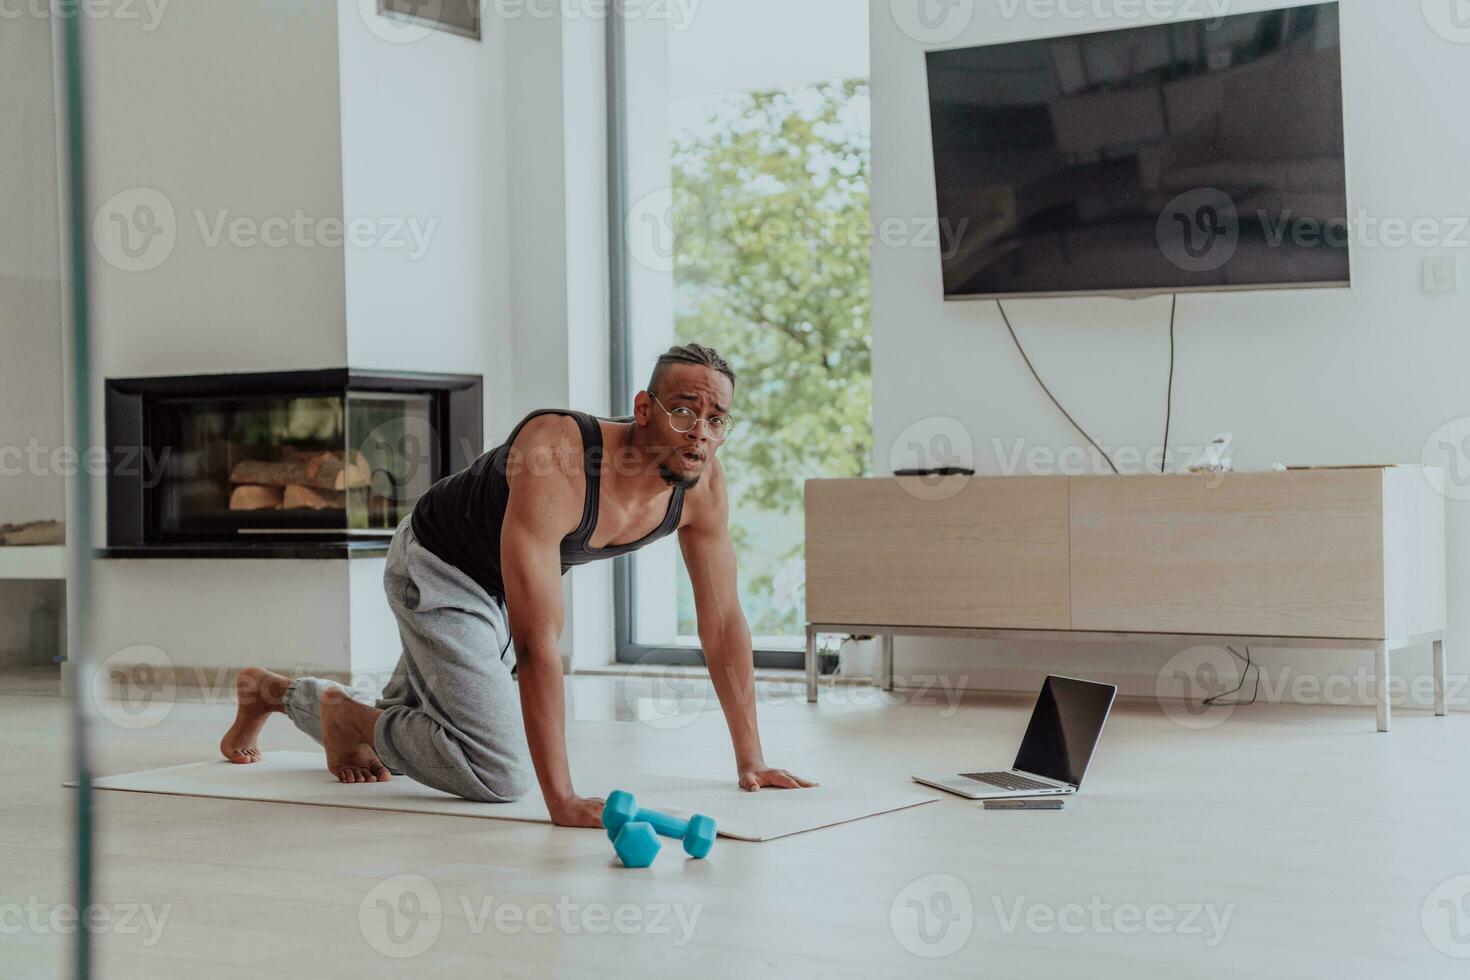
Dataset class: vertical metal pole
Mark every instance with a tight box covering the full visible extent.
[805,627,818,703]
[879,633,895,692]
[1433,638,1448,717]
[1375,643,1391,734]
[57,3,96,976]
[606,7,631,414]
[606,7,637,661]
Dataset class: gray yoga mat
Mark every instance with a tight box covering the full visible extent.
[82,751,939,841]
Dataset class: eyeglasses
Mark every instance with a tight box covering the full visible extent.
[648,393,734,442]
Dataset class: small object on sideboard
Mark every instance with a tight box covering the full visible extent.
[894,467,976,477]
[1182,435,1233,475]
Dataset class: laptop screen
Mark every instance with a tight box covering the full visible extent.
[1011,676,1117,788]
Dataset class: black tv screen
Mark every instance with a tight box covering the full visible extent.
[925,2,1349,299]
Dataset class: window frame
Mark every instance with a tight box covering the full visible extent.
[605,12,803,671]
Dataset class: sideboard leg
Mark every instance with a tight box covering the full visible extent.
[1433,638,1448,717]
[1375,643,1391,733]
[879,633,894,692]
[805,627,818,704]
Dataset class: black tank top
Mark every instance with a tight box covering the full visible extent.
[410,409,686,599]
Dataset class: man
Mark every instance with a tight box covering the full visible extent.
[219,343,815,828]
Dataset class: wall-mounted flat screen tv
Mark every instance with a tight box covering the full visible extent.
[925,1,1348,299]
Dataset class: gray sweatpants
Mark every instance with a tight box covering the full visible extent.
[283,515,534,803]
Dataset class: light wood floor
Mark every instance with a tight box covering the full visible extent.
[4,668,1469,978]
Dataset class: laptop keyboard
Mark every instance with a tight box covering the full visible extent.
[960,771,1057,791]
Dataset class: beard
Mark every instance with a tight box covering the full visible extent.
[658,463,702,491]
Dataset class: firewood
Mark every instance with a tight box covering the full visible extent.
[0,519,65,546]
[283,484,346,510]
[228,459,313,488]
[342,451,373,490]
[228,485,284,511]
[306,450,373,490]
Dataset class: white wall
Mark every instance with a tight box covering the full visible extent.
[335,0,521,673]
[499,10,618,669]
[91,560,352,675]
[336,0,513,440]
[81,2,350,673]
[338,5,619,671]
[78,3,619,674]
[0,11,66,662]
[870,0,1469,705]
[1,10,65,527]
[84,0,348,379]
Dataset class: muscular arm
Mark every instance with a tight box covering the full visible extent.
[680,461,816,792]
[500,421,603,827]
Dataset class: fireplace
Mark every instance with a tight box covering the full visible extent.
[105,369,481,557]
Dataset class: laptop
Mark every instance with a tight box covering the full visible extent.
[913,675,1117,800]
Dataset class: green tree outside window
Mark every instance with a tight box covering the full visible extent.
[668,79,873,638]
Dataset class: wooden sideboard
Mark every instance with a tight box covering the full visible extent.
[803,467,1448,732]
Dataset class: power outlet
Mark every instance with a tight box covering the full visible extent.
[1423,257,1458,295]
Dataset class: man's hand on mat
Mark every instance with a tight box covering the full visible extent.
[738,766,818,791]
[548,794,607,829]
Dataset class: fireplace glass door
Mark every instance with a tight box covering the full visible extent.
[151,390,435,539]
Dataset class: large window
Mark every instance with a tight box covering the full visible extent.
[610,2,873,664]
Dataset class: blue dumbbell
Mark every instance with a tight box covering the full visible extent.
[610,821,661,868]
[602,789,717,860]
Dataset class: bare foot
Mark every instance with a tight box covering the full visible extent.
[220,667,289,764]
[320,686,391,784]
